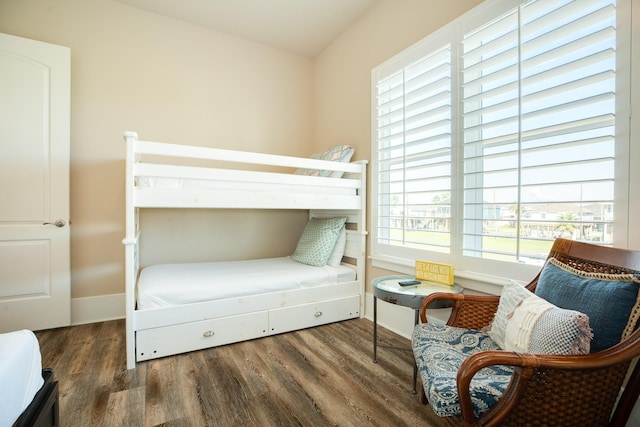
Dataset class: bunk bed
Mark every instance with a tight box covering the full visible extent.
[122,131,368,369]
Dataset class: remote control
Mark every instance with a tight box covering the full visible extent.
[398,279,421,286]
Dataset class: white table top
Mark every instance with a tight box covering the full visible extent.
[372,275,463,309]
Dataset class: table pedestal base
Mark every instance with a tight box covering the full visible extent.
[372,295,419,394]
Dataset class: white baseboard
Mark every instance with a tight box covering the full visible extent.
[71,293,125,325]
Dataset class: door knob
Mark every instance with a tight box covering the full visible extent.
[43,219,66,228]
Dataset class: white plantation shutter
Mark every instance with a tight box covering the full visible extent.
[461,7,520,261]
[375,45,453,256]
[461,0,616,263]
[372,0,628,279]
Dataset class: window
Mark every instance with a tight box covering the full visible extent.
[371,0,630,283]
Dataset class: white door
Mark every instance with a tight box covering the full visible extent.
[0,33,71,332]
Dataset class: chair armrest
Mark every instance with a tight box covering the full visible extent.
[456,350,536,426]
[455,331,640,427]
[419,293,500,330]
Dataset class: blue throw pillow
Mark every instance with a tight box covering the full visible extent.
[534,258,640,353]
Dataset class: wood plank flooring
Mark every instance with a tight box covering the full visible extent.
[34,318,444,426]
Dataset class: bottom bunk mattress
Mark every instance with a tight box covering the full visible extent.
[0,330,45,427]
[137,256,357,310]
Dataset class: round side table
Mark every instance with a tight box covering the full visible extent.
[372,275,463,393]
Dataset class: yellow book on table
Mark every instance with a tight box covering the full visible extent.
[415,260,454,285]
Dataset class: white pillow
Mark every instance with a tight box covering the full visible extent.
[489,282,592,355]
[487,282,529,349]
[326,226,347,266]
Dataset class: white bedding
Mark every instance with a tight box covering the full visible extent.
[0,330,44,427]
[137,256,356,310]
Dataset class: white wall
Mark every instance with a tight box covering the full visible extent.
[0,0,314,309]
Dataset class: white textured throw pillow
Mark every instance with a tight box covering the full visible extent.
[503,295,555,352]
[487,282,530,349]
[489,282,592,355]
[291,217,347,267]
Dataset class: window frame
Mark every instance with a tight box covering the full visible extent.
[370,0,633,288]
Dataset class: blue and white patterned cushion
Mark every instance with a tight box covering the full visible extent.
[412,323,513,418]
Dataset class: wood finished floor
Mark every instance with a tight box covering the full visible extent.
[34,318,443,427]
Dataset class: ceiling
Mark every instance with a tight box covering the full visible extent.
[114,0,379,57]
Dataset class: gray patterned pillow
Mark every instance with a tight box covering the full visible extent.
[527,305,592,354]
[291,217,347,266]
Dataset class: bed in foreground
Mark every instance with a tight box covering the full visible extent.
[123,132,367,369]
[0,330,59,427]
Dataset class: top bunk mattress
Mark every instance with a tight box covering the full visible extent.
[0,330,44,427]
[137,256,356,310]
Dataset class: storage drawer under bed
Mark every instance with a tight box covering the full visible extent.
[135,295,360,362]
[136,310,269,361]
[269,295,360,334]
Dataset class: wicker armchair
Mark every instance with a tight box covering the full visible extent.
[412,238,640,427]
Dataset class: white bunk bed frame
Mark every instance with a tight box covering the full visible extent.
[123,131,368,369]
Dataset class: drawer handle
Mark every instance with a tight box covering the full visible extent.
[203,330,215,337]
[314,311,323,318]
